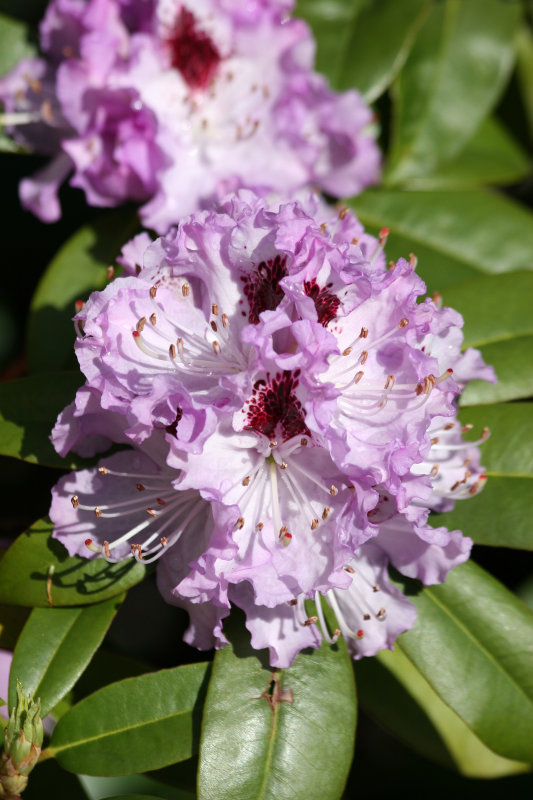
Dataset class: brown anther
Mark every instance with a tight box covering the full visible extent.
[377,608,387,618]
[257,522,264,531]
[269,440,278,448]
[131,543,143,559]
[182,283,190,297]
[150,313,157,326]
[432,291,442,306]
[156,498,167,506]
[398,318,409,328]
[242,476,251,486]
[169,344,177,359]
[469,482,481,496]
[345,566,355,574]
[330,485,338,497]
[373,584,380,592]
[359,326,368,339]
[136,483,145,492]
[71,495,79,509]
[342,347,353,356]
[430,465,439,478]
[423,377,431,395]
[210,320,218,332]
[415,383,424,396]
[94,507,102,518]
[363,613,371,621]
[221,313,229,328]
[212,341,220,355]
[235,517,245,529]
[384,374,395,390]
[461,424,473,433]
[304,616,318,626]
[348,485,355,492]
[160,537,168,546]
[338,206,349,220]
[289,598,298,606]
[280,462,288,470]
[211,303,219,315]
[98,466,108,475]
[360,351,368,365]
[444,422,455,430]
[300,438,308,446]
[103,540,110,558]
[320,222,328,233]
[146,508,157,517]
[481,426,490,441]
[333,629,341,639]
[137,317,146,332]
[354,371,364,384]
[450,480,462,492]
[107,265,115,281]
[322,506,331,520]
[409,253,417,267]
[279,525,288,538]
[388,260,395,270]
[150,285,157,298]
[351,237,359,245]
[311,519,319,530]
[431,436,440,445]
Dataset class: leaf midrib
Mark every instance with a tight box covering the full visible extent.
[422,586,533,709]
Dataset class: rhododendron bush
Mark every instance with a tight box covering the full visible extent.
[0,1,532,799]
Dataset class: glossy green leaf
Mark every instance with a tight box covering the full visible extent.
[28,209,139,374]
[432,403,533,550]
[198,611,356,800]
[0,13,37,76]
[516,25,533,138]
[47,663,210,775]
[0,518,146,607]
[358,649,529,778]
[8,597,122,716]
[460,334,533,405]
[296,0,428,102]
[0,2,48,25]
[401,117,531,189]
[349,190,533,292]
[0,604,30,651]
[0,372,84,468]
[386,0,521,183]
[103,796,176,800]
[396,561,533,763]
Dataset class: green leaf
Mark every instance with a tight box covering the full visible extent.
[28,209,139,374]
[0,372,84,468]
[516,26,533,138]
[0,13,37,76]
[296,0,429,102]
[102,796,178,800]
[432,403,533,550]
[8,598,123,716]
[358,649,529,778]
[440,272,533,405]
[47,663,210,775]
[396,560,533,763]
[198,611,356,800]
[349,189,533,292]
[0,518,146,607]
[400,117,531,189]
[0,2,48,25]
[0,604,30,650]
[386,0,521,183]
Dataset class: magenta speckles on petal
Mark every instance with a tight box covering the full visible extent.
[166,8,222,90]
[304,279,340,327]
[243,370,310,441]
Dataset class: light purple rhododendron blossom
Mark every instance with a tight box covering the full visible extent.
[49,191,495,667]
[0,0,380,232]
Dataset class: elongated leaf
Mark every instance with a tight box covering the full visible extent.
[0,604,30,651]
[401,117,531,189]
[349,190,533,292]
[27,209,139,374]
[0,518,145,607]
[47,663,210,775]
[0,3,48,25]
[198,612,356,800]
[0,13,37,76]
[396,561,533,763]
[297,0,428,102]
[516,26,533,138]
[103,796,177,800]
[8,597,122,716]
[358,649,529,778]
[79,770,195,800]
[432,403,533,550]
[460,334,533,405]
[0,372,83,468]
[387,0,520,183]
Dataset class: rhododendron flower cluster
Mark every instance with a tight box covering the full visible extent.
[49,191,494,667]
[0,0,380,232]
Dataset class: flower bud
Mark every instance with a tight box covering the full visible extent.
[0,681,43,798]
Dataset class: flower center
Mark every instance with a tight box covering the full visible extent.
[166,8,221,90]
[240,255,288,324]
[244,370,310,441]
[304,279,340,327]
